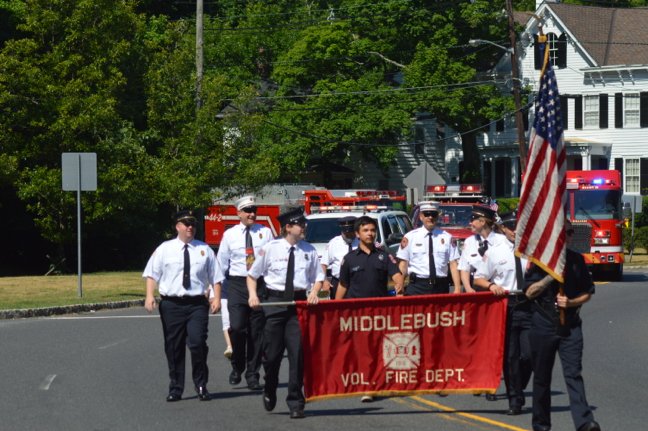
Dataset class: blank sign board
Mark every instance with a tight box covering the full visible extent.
[62,153,97,191]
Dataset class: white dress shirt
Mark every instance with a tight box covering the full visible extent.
[322,235,359,278]
[143,237,217,296]
[396,226,460,277]
[215,222,273,282]
[248,238,325,292]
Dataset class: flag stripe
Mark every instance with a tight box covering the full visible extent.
[515,42,566,282]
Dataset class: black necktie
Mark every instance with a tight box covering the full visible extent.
[428,232,436,283]
[478,239,489,257]
[348,241,353,253]
[284,246,295,300]
[183,244,191,289]
[245,227,254,270]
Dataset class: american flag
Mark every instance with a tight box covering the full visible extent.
[515,45,566,282]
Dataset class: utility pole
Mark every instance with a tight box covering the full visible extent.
[196,0,204,112]
[505,0,527,172]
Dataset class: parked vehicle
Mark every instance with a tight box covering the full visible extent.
[305,206,413,259]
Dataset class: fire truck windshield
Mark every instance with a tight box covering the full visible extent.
[570,190,622,220]
[437,205,473,227]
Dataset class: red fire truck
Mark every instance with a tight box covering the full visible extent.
[204,186,406,250]
[411,184,489,246]
[566,170,624,280]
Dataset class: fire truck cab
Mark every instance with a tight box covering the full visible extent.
[566,170,624,281]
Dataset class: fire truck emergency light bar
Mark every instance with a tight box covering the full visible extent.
[566,177,617,190]
[310,205,389,213]
[426,184,482,195]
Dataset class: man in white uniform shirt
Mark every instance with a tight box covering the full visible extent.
[321,216,358,298]
[143,210,219,402]
[215,195,273,390]
[473,211,532,416]
[397,201,461,295]
[247,207,324,419]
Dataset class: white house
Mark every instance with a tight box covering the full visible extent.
[478,0,648,197]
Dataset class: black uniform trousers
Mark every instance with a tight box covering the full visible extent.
[529,312,595,431]
[504,299,533,409]
[159,295,209,396]
[226,276,265,384]
[405,275,449,295]
[262,290,307,412]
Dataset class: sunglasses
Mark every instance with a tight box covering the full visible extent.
[241,206,258,213]
[180,220,197,227]
[566,228,575,236]
[422,211,438,218]
[470,214,483,221]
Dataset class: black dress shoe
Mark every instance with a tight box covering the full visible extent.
[485,393,497,401]
[578,421,601,431]
[289,409,305,419]
[229,370,242,385]
[196,386,210,401]
[506,406,522,415]
[247,381,263,391]
[263,391,277,412]
[166,393,181,402]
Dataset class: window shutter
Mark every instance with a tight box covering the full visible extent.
[534,35,542,70]
[615,158,624,190]
[615,93,623,128]
[496,118,504,132]
[574,95,583,129]
[640,92,648,128]
[556,34,567,68]
[599,94,608,129]
[641,158,648,195]
[560,95,569,129]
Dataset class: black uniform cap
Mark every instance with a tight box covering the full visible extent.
[277,207,306,226]
[175,210,197,223]
[497,211,518,230]
[471,205,496,221]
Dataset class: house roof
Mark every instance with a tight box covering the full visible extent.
[544,4,648,67]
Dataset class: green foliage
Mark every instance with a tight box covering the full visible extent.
[494,197,519,215]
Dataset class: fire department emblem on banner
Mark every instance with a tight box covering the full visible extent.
[383,332,420,370]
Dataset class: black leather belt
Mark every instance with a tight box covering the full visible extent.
[411,274,447,284]
[226,275,246,281]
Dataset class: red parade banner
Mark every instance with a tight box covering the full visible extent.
[296,292,507,402]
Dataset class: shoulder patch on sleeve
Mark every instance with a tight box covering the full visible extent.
[400,237,409,249]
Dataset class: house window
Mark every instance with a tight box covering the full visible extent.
[583,95,599,128]
[624,93,640,127]
[535,33,567,69]
[625,158,640,194]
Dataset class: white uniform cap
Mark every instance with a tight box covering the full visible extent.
[419,201,440,213]
[235,195,256,211]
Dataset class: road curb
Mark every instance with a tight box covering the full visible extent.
[0,299,144,320]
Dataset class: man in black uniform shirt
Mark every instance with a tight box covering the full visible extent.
[335,215,403,402]
[524,220,600,431]
[335,216,403,300]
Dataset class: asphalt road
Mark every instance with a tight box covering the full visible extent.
[2,270,647,431]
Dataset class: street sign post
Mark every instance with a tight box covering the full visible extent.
[62,153,97,297]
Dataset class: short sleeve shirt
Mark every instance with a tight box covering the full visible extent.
[143,237,217,297]
[215,222,273,282]
[396,227,460,277]
[248,238,325,293]
[322,235,359,278]
[474,239,527,291]
[339,247,400,298]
